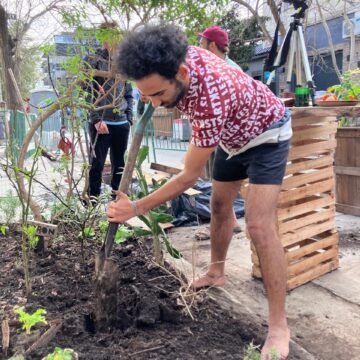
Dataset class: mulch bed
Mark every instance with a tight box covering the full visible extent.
[0,228,267,360]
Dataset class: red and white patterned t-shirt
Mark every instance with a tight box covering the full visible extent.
[176,46,285,151]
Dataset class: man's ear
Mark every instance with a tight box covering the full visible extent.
[176,64,188,81]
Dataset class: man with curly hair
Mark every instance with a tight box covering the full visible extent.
[107,24,292,359]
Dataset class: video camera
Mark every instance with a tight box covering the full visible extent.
[283,0,309,18]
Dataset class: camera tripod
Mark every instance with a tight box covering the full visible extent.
[265,3,316,105]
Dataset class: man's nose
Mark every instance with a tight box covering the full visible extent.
[150,97,161,108]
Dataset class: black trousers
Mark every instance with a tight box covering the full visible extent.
[89,123,130,197]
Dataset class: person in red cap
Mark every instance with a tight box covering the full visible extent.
[199,25,242,236]
[198,25,241,70]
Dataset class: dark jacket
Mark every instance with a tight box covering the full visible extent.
[84,47,133,125]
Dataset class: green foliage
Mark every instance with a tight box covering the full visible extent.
[327,68,360,101]
[218,5,268,70]
[19,45,43,98]
[244,342,280,360]
[114,225,133,244]
[14,307,47,335]
[134,145,181,263]
[22,225,39,251]
[0,190,21,224]
[0,224,8,235]
[43,347,77,360]
[81,227,95,238]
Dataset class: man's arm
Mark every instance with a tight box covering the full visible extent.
[107,144,216,223]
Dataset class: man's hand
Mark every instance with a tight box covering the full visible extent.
[107,192,135,223]
[95,121,109,134]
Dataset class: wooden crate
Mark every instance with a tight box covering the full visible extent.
[247,107,342,290]
[335,127,360,216]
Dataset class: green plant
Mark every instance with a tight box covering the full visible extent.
[327,68,360,101]
[14,306,47,334]
[22,224,39,251]
[132,145,181,264]
[244,342,280,360]
[43,347,78,360]
[0,190,21,224]
[0,224,8,235]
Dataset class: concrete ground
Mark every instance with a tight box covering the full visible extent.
[166,214,360,360]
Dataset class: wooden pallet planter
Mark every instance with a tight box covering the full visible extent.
[247,107,344,290]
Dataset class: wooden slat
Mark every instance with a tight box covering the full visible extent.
[287,259,339,290]
[292,108,340,119]
[277,194,335,221]
[288,139,337,161]
[286,233,338,262]
[281,167,334,190]
[335,166,360,177]
[150,162,182,175]
[336,203,360,216]
[279,206,336,235]
[288,247,338,277]
[279,178,334,204]
[291,122,338,143]
[282,219,335,247]
[285,155,333,176]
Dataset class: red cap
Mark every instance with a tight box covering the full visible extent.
[198,25,229,48]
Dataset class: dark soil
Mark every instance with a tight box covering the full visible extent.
[0,230,266,360]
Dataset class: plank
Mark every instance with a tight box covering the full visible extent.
[281,167,334,191]
[336,203,360,216]
[150,162,182,175]
[285,155,334,176]
[279,206,336,235]
[287,259,339,290]
[288,139,337,161]
[286,233,338,262]
[279,178,334,204]
[277,194,335,221]
[281,219,335,248]
[291,122,338,143]
[287,247,338,277]
[335,166,360,177]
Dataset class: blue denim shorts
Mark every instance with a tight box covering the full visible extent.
[212,139,290,185]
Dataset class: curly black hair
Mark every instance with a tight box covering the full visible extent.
[117,24,188,80]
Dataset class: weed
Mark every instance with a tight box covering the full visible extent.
[14,306,47,334]
[42,347,78,360]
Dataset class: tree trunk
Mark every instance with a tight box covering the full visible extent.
[0,4,22,110]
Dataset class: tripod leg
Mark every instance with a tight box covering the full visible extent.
[297,25,316,104]
[296,31,303,86]
[286,31,296,83]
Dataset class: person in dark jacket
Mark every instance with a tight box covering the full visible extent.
[85,22,133,201]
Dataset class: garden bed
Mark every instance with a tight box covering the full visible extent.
[0,228,270,360]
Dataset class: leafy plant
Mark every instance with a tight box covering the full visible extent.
[114,225,133,244]
[43,347,78,360]
[244,342,280,360]
[22,224,39,251]
[327,68,360,100]
[14,307,47,334]
[0,225,8,235]
[0,190,21,224]
[133,145,181,264]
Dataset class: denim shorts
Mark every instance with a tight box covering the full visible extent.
[212,140,290,185]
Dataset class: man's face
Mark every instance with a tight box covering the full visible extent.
[136,73,187,109]
[199,37,210,51]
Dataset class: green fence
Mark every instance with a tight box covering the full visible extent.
[0,110,37,160]
[136,107,190,162]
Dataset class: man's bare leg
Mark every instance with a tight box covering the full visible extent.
[246,183,289,359]
[192,180,241,288]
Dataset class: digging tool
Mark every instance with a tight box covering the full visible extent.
[95,104,154,276]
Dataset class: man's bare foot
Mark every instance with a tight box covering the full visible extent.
[191,272,225,290]
[261,326,290,360]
